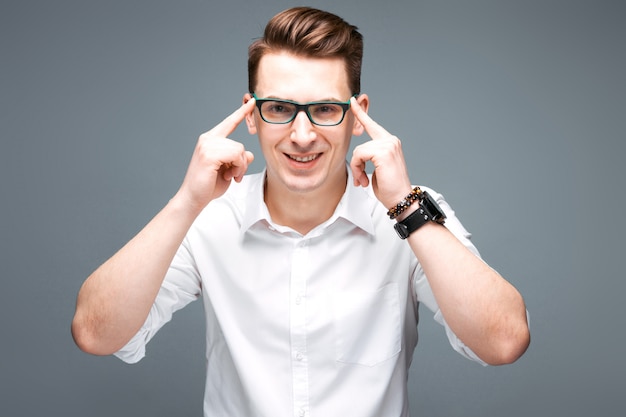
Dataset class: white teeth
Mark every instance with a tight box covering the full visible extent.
[289,154,318,162]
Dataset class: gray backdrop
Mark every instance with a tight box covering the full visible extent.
[1,0,624,416]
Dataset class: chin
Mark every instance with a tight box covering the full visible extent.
[282,177,325,194]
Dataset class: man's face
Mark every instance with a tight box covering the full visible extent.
[246,52,367,197]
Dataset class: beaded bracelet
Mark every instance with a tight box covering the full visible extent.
[387,186,422,220]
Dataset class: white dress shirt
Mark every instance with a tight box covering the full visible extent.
[115,168,486,417]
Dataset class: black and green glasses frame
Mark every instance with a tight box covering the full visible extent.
[252,93,357,126]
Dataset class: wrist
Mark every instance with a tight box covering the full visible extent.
[391,188,447,240]
[170,189,207,219]
[386,186,422,220]
[394,203,419,222]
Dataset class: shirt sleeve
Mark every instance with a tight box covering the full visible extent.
[411,187,489,366]
[114,237,202,364]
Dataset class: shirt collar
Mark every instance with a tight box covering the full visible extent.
[333,168,377,235]
[240,166,377,237]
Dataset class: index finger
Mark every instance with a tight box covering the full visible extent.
[208,97,256,138]
[350,97,390,140]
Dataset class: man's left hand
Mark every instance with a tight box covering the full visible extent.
[349,97,414,209]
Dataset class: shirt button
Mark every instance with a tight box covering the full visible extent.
[296,352,304,361]
[295,295,302,305]
[298,409,306,417]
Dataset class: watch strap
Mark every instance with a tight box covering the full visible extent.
[393,206,431,239]
[393,190,446,240]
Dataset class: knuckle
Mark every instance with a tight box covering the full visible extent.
[384,136,402,151]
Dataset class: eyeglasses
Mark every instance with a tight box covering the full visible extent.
[252,93,356,126]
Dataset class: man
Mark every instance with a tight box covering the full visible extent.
[72,7,529,416]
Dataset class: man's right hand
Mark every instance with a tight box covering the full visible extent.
[175,97,256,213]
[72,97,257,356]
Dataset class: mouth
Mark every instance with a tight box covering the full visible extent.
[286,153,321,163]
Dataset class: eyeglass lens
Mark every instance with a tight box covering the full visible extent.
[259,101,346,126]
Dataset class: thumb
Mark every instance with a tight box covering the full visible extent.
[245,150,254,164]
[233,151,255,182]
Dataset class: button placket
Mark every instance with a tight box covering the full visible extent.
[290,240,310,417]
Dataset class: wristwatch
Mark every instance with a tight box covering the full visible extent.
[394,190,446,239]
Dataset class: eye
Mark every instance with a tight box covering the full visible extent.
[264,101,294,114]
[311,104,341,115]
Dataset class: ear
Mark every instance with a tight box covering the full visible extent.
[352,94,370,136]
[243,93,257,134]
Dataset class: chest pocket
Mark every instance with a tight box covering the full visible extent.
[332,283,401,367]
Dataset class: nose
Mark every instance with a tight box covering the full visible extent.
[290,110,317,145]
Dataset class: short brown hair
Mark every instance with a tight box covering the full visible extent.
[248,7,363,95]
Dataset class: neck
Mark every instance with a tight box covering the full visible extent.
[264,169,347,235]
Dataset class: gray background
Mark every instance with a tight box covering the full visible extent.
[1,0,624,416]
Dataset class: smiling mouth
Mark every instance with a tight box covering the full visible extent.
[287,153,321,162]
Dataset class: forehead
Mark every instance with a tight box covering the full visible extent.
[255,52,351,101]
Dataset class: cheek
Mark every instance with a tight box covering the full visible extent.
[257,128,283,155]
[333,128,353,151]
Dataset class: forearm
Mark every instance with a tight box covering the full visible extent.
[347,98,529,363]
[408,222,530,365]
[71,194,201,355]
[71,99,256,356]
